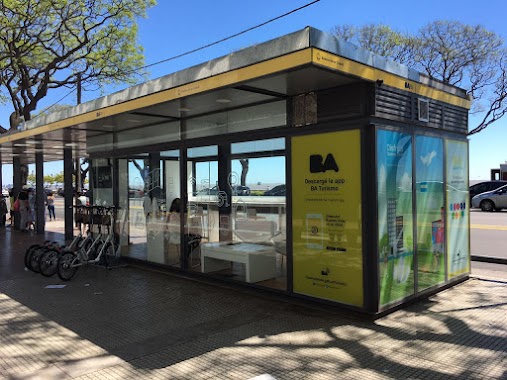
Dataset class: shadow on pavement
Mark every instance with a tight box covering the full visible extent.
[0,226,506,379]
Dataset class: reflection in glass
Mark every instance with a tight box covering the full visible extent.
[377,130,414,307]
[415,136,445,290]
[187,139,287,291]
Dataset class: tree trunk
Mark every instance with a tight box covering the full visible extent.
[9,111,21,130]
[240,159,249,186]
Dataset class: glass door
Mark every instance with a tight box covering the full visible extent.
[186,145,219,271]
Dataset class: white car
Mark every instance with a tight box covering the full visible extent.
[471,184,507,211]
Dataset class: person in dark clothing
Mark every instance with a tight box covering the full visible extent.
[8,190,14,226]
[46,193,56,220]
[17,185,30,232]
[0,195,8,227]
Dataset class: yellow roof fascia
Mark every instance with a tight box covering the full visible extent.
[0,48,313,144]
[1,47,471,146]
[312,48,471,109]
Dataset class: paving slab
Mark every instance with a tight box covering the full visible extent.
[0,226,506,379]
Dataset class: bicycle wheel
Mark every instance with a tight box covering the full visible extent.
[57,252,78,281]
[40,250,59,277]
[103,242,118,268]
[29,247,48,273]
[24,244,41,271]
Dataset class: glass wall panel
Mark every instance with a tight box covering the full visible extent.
[185,139,287,290]
[230,151,286,291]
[158,150,181,267]
[186,147,219,271]
[91,158,113,205]
[127,158,149,259]
[117,151,180,266]
[445,140,470,278]
[185,101,286,139]
[87,134,114,155]
[377,129,414,307]
[415,136,445,291]
[115,121,181,150]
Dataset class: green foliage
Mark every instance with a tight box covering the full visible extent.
[332,20,507,135]
[0,0,157,129]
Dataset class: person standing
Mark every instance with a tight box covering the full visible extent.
[0,195,8,227]
[46,193,56,220]
[27,188,36,230]
[17,185,30,232]
[8,190,14,226]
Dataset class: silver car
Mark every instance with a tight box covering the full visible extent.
[471,184,507,211]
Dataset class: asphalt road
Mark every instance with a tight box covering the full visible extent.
[52,197,505,259]
[470,208,507,259]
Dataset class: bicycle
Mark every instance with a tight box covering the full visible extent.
[24,240,55,272]
[57,206,119,281]
[37,206,94,277]
[26,241,69,274]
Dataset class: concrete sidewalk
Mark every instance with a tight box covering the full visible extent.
[0,226,506,380]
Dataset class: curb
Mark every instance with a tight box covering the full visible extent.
[471,255,507,265]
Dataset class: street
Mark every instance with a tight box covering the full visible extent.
[470,209,507,259]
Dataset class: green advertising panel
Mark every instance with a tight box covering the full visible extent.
[292,130,363,307]
[415,136,445,290]
[377,129,414,306]
[446,140,470,278]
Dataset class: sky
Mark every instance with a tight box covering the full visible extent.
[2,0,507,184]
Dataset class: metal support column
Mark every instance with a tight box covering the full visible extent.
[218,144,232,242]
[64,147,74,241]
[12,156,22,230]
[35,152,45,234]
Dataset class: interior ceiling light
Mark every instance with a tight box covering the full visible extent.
[64,143,78,147]
[216,98,231,104]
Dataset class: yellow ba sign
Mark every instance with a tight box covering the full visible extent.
[292,130,363,307]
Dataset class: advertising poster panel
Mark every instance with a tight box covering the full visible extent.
[292,130,363,307]
[415,136,445,290]
[446,140,470,278]
[377,130,414,306]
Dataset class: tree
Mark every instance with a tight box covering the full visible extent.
[332,21,507,135]
[331,24,414,65]
[0,0,156,130]
[239,159,249,186]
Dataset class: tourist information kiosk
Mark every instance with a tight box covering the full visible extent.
[0,27,470,314]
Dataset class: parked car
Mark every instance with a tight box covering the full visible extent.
[264,184,286,196]
[58,188,89,197]
[197,185,251,196]
[128,188,144,198]
[232,185,251,196]
[471,183,507,211]
[197,186,219,196]
[469,180,507,204]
